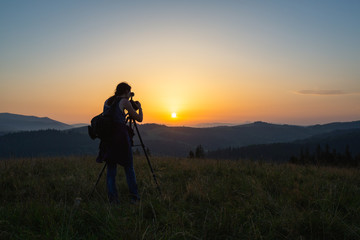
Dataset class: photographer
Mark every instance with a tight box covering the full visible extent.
[100,82,143,204]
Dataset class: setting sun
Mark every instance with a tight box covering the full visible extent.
[171,112,177,118]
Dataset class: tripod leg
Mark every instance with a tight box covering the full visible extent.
[133,121,162,196]
[89,162,107,198]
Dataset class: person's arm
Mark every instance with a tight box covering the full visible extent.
[122,99,143,122]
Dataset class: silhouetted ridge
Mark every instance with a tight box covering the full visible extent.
[0,119,359,158]
[207,128,360,164]
[0,113,71,132]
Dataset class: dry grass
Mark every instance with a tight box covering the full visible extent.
[1,156,360,239]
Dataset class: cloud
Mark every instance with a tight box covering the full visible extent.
[295,89,352,96]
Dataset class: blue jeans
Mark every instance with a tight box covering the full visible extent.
[106,160,139,203]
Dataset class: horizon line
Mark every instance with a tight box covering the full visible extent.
[1,112,359,128]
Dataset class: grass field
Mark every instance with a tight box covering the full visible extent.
[1,156,360,239]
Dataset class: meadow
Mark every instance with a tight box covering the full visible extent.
[1,156,360,239]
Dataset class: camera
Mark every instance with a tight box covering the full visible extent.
[129,92,139,110]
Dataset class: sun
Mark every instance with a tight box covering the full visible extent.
[171,112,177,118]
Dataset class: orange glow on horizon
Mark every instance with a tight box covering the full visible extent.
[1,46,358,127]
[1,2,360,127]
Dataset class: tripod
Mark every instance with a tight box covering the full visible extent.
[128,117,162,195]
[90,118,162,198]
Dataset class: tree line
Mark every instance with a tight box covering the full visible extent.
[188,142,360,168]
[188,145,205,159]
[290,144,360,167]
[0,129,98,158]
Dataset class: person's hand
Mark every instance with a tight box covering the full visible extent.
[135,101,142,109]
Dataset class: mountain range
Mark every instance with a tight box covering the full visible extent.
[0,113,359,160]
[0,113,86,135]
[207,128,360,162]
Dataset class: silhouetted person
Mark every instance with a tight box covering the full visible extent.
[97,82,143,204]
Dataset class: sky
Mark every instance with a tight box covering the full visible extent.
[1,0,359,126]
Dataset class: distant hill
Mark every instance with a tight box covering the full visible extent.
[0,120,359,159]
[0,113,74,133]
[207,128,360,162]
[0,129,99,158]
[132,121,360,155]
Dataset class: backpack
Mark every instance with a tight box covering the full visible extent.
[88,97,120,140]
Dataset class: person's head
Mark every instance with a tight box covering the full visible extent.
[115,82,131,98]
